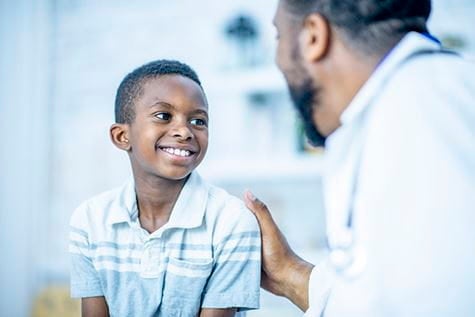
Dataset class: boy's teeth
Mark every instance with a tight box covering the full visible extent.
[163,147,191,157]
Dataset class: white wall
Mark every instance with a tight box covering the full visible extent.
[0,0,53,315]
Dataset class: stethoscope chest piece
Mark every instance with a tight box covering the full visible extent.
[329,229,367,279]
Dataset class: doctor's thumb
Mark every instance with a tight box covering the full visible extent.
[244,190,273,225]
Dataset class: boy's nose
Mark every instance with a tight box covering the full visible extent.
[171,124,193,140]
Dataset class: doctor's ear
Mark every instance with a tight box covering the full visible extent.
[110,123,131,151]
[299,13,330,63]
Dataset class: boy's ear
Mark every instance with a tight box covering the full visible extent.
[110,123,131,151]
[299,13,330,63]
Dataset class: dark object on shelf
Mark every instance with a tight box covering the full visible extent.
[226,15,258,41]
[440,34,467,50]
[225,14,260,67]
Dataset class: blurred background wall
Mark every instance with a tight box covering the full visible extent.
[0,0,474,316]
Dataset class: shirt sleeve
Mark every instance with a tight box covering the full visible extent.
[69,202,103,298]
[201,203,261,311]
[304,259,334,317]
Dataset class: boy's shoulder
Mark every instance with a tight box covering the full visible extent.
[205,183,259,238]
[206,184,248,218]
[70,181,132,229]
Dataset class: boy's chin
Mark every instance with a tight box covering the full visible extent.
[157,169,194,182]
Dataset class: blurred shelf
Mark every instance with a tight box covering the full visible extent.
[198,153,325,184]
[204,65,287,96]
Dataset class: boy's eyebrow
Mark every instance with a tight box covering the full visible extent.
[190,109,209,118]
[150,101,173,109]
[150,101,208,117]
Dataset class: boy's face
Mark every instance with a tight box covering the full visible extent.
[124,75,209,181]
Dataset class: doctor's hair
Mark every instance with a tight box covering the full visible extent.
[283,0,431,55]
[115,59,203,124]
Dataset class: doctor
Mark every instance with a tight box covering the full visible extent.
[244,0,475,316]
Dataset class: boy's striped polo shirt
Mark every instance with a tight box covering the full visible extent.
[69,172,261,316]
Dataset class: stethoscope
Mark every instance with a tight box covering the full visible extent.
[328,203,366,279]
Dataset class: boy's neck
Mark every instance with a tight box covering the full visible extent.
[133,174,188,234]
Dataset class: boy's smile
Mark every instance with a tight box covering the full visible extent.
[157,144,196,162]
[126,74,209,181]
[159,146,193,157]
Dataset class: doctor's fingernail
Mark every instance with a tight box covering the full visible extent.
[246,191,256,201]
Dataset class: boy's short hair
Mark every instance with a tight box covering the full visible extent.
[115,59,203,124]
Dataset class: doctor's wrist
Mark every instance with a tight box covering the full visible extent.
[281,255,314,312]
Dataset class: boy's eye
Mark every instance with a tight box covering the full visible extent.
[190,118,207,127]
[155,112,171,120]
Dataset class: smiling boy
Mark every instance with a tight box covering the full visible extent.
[69,60,261,317]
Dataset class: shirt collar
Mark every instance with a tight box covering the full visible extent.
[338,32,441,128]
[106,177,138,226]
[106,172,209,229]
[165,172,209,230]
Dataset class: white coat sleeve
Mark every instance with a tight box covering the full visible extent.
[303,258,334,317]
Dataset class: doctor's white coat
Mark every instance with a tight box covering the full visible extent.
[305,32,475,317]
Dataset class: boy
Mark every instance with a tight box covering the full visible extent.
[69,60,261,317]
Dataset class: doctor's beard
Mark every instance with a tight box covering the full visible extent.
[288,79,327,147]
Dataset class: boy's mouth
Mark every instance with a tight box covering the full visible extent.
[158,146,195,157]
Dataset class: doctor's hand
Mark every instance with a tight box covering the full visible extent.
[244,191,314,312]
